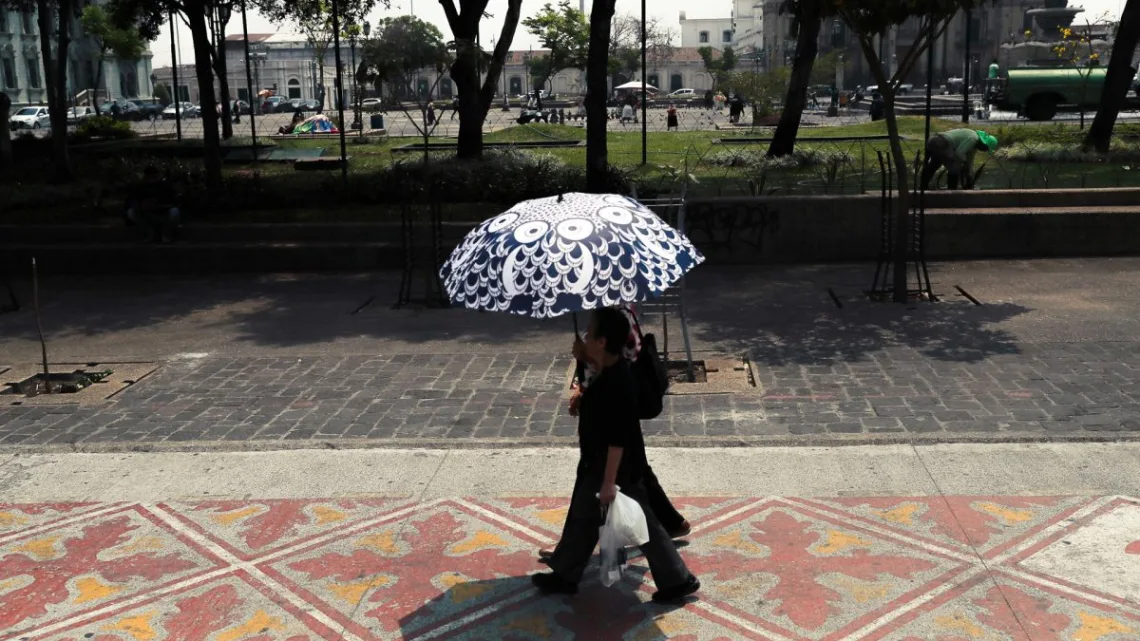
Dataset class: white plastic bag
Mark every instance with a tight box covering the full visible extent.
[597,488,650,587]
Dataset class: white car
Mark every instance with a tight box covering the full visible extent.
[361,97,382,110]
[667,88,697,99]
[66,106,97,125]
[10,106,50,130]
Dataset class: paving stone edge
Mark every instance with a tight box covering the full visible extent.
[1,431,1138,455]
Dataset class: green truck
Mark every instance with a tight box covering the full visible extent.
[987,67,1108,121]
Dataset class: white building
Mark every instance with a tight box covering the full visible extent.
[1,3,155,108]
[679,0,764,51]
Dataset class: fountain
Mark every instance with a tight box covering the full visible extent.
[1026,0,1084,39]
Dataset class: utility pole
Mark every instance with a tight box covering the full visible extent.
[962,9,972,123]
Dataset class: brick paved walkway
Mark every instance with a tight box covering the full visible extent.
[4,342,1140,448]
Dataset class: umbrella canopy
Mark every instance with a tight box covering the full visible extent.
[440,193,704,319]
[615,81,657,91]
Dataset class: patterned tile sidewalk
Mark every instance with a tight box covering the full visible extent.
[5,344,1140,448]
[2,495,1138,640]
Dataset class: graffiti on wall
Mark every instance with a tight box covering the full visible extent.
[685,201,781,254]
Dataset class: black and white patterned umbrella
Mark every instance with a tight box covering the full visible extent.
[439,193,704,319]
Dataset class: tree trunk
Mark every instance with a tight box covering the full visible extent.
[215,37,233,139]
[445,0,522,160]
[37,0,74,182]
[586,0,617,192]
[92,56,104,114]
[1084,0,1140,152]
[185,7,224,194]
[317,59,326,111]
[0,92,12,174]
[768,8,821,157]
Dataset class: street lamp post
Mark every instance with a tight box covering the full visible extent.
[349,21,369,130]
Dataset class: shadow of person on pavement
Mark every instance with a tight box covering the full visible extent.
[397,566,691,640]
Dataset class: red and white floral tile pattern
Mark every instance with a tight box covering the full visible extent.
[1,496,1137,641]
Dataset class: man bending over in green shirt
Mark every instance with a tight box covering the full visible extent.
[921,128,998,190]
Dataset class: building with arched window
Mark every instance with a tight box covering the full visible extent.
[0,0,154,108]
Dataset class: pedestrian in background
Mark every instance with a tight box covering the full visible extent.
[666,103,679,131]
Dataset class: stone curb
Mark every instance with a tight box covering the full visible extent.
[2,431,1138,455]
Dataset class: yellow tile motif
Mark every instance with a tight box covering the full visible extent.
[356,531,400,555]
[974,502,1034,525]
[933,612,985,638]
[74,576,125,604]
[711,530,764,555]
[535,507,569,526]
[815,530,871,555]
[211,506,263,526]
[328,576,395,605]
[0,510,30,529]
[832,576,890,603]
[504,614,552,639]
[637,611,692,640]
[450,530,508,555]
[312,505,347,525]
[438,572,494,603]
[874,503,921,526]
[1074,612,1135,641]
[101,612,158,641]
[15,536,60,560]
[217,610,286,641]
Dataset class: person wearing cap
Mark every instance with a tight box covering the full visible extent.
[921,128,998,190]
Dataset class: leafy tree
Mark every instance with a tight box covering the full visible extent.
[81,4,146,114]
[698,45,736,87]
[831,0,994,302]
[439,0,523,158]
[1051,20,1105,128]
[360,15,451,101]
[1085,0,1140,152]
[769,0,823,157]
[726,67,790,123]
[153,81,172,105]
[609,14,675,83]
[523,1,589,91]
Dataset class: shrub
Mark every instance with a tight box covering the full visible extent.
[73,116,137,142]
[996,140,1140,163]
[702,147,853,171]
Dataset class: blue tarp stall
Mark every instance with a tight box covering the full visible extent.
[292,114,339,134]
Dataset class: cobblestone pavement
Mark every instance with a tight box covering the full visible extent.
[4,341,1140,449]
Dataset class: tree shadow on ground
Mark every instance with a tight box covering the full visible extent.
[0,265,1031,363]
[675,264,1032,365]
[398,569,692,641]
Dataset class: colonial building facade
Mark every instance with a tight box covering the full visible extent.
[1,2,154,108]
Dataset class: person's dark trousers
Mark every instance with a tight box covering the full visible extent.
[547,463,691,589]
[643,466,684,533]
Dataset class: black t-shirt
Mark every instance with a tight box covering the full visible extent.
[577,358,648,488]
[132,180,176,210]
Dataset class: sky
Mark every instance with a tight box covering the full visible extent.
[149,0,1128,69]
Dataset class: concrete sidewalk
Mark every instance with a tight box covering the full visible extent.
[1,443,1138,639]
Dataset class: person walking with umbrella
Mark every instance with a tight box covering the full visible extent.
[440,193,706,603]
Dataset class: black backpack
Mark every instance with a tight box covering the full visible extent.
[631,317,669,420]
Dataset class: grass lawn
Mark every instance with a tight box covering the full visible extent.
[4,117,1138,224]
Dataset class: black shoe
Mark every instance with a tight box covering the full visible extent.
[652,575,700,604]
[532,572,578,595]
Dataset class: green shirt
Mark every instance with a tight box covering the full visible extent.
[943,128,981,164]
[988,63,999,78]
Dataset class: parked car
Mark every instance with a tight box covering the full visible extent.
[261,95,286,113]
[161,102,199,119]
[99,100,143,120]
[361,97,382,111]
[66,106,97,125]
[10,106,50,130]
[666,88,697,100]
[275,99,303,113]
[127,99,162,120]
